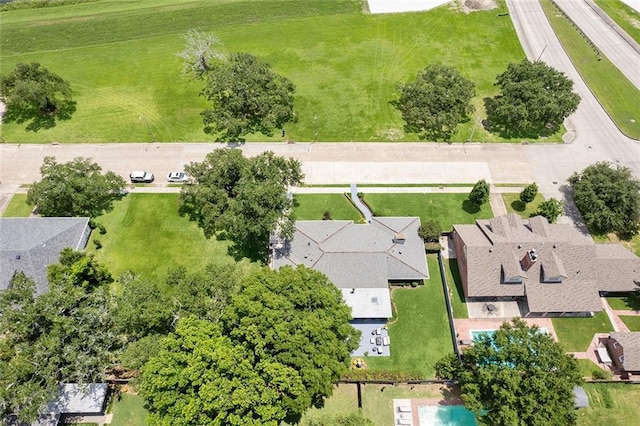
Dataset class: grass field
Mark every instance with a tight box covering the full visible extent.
[365,255,452,378]
[90,193,254,281]
[363,193,493,231]
[577,384,640,425]
[541,0,640,140]
[552,312,614,352]
[594,0,640,45]
[620,315,640,331]
[293,193,363,222]
[109,393,147,426]
[444,258,468,319]
[502,192,545,218]
[0,0,543,143]
[577,359,602,379]
[1,194,32,217]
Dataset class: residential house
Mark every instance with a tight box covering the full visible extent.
[452,213,640,316]
[0,217,91,295]
[603,332,640,379]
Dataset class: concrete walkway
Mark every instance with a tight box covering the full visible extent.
[601,297,630,333]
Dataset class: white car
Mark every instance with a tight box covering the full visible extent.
[129,171,154,183]
[167,172,190,183]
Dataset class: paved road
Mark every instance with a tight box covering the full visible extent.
[554,0,640,88]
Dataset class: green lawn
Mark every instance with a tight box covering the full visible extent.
[109,393,147,426]
[1,194,32,217]
[363,193,493,231]
[552,312,614,352]
[445,258,468,319]
[541,0,640,139]
[605,296,640,311]
[293,194,362,222]
[365,255,452,378]
[620,316,640,332]
[594,0,640,45]
[0,0,548,143]
[577,384,640,425]
[577,359,602,379]
[502,192,545,218]
[90,193,254,281]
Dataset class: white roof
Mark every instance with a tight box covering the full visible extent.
[341,288,392,319]
[42,383,108,415]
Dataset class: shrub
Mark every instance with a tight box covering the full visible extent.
[418,220,442,242]
[424,242,443,253]
[591,368,613,380]
[93,239,102,249]
[322,211,331,220]
[519,183,538,204]
[98,224,107,234]
[469,179,490,206]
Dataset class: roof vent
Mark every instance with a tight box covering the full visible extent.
[371,297,378,304]
[15,254,21,260]
[394,232,406,242]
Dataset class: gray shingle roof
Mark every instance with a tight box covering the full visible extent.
[455,213,640,313]
[610,332,640,372]
[0,218,90,295]
[272,217,429,318]
[43,383,108,415]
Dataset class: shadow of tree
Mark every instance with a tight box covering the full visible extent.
[558,184,591,238]
[511,199,526,212]
[462,199,480,214]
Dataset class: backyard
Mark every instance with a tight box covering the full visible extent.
[552,312,614,352]
[576,384,640,426]
[0,0,537,143]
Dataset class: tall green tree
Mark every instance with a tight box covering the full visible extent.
[0,250,115,423]
[469,179,490,207]
[27,156,126,218]
[396,64,475,141]
[0,62,76,131]
[179,148,303,260]
[568,161,640,236]
[435,319,582,426]
[536,198,563,223]
[141,266,359,425]
[519,182,538,205]
[200,52,296,141]
[485,60,580,138]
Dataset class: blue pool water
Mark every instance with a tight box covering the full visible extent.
[471,328,548,341]
[418,405,478,426]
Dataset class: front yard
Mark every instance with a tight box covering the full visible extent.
[293,193,362,222]
[502,192,545,218]
[1,193,32,217]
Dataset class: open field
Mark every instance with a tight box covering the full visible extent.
[541,0,640,139]
[293,193,363,222]
[577,384,640,425]
[552,312,614,352]
[90,193,254,281]
[1,194,32,217]
[0,0,547,143]
[594,0,640,45]
[365,255,452,378]
[502,192,545,218]
[363,193,493,231]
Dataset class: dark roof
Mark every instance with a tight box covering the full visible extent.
[272,217,429,318]
[0,218,90,295]
[454,214,640,313]
[610,332,640,371]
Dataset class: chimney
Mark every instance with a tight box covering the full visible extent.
[521,249,538,271]
[394,232,406,243]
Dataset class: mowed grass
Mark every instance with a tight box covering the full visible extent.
[445,258,468,319]
[605,296,640,311]
[293,194,362,222]
[620,316,640,331]
[541,0,640,139]
[109,393,147,426]
[577,359,602,379]
[594,0,640,45]
[363,193,493,231]
[0,0,537,143]
[90,193,252,281]
[1,194,32,217]
[551,312,614,352]
[365,255,452,378]
[577,384,640,426]
[502,192,545,218]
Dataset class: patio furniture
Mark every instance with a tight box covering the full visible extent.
[397,406,411,413]
[383,336,390,346]
[372,346,379,352]
[375,337,383,346]
[375,327,382,335]
[397,419,412,425]
[370,337,376,344]
[376,346,383,354]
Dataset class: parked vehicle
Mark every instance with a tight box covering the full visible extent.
[167,172,190,183]
[129,171,154,183]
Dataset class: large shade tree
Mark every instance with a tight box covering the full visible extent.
[485,59,580,138]
[141,266,359,425]
[435,319,582,426]
[179,148,303,260]
[0,250,116,423]
[396,64,475,141]
[200,52,296,141]
[0,62,76,131]
[27,156,126,218]
[569,161,640,237]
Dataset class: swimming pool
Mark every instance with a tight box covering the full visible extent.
[418,405,477,426]
[470,328,548,340]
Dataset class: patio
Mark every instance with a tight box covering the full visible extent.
[350,319,391,357]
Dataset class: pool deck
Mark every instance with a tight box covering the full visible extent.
[454,318,558,343]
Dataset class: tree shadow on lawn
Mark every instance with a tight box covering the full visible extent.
[510,199,526,212]
[461,199,480,214]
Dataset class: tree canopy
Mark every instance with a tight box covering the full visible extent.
[536,198,563,223]
[141,266,359,425]
[519,183,538,205]
[0,250,115,423]
[27,156,126,218]
[435,319,582,426]
[396,64,475,141]
[469,179,490,207]
[200,52,296,141]
[485,60,580,138]
[179,148,303,260]
[569,161,640,236]
[0,62,76,132]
